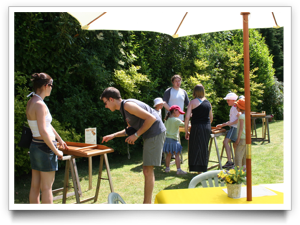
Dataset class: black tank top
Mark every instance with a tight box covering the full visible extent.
[191,99,211,125]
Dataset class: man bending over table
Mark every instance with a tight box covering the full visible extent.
[100,87,166,204]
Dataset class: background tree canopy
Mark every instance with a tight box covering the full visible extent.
[14,12,284,175]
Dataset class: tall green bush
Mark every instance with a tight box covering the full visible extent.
[231,29,276,113]
[14,72,31,175]
[14,13,283,176]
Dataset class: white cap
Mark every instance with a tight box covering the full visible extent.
[223,93,238,100]
[153,97,164,107]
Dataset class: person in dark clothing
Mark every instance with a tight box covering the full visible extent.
[184,84,213,174]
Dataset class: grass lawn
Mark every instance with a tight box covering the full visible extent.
[14,120,284,204]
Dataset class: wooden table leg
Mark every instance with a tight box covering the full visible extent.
[220,144,225,161]
[69,157,81,203]
[266,118,270,143]
[230,141,234,162]
[62,158,70,204]
[72,157,82,196]
[262,111,266,139]
[187,138,189,170]
[104,153,114,193]
[208,138,213,160]
[88,157,93,190]
[94,155,104,203]
[213,137,222,169]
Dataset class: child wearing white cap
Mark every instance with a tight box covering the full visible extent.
[216,92,239,169]
[153,97,164,119]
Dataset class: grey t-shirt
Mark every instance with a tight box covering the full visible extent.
[120,99,166,140]
[163,87,190,121]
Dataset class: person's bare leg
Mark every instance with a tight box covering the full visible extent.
[40,171,55,204]
[143,166,154,204]
[223,138,232,162]
[29,169,41,204]
[165,153,172,168]
[175,153,181,169]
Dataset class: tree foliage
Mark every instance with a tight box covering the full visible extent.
[14,12,283,175]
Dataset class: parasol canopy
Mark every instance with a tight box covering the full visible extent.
[68,7,289,38]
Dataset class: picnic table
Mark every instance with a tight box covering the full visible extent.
[155,184,284,204]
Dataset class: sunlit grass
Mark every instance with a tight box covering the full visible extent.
[14,120,284,204]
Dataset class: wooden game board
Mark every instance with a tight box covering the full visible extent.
[57,141,114,157]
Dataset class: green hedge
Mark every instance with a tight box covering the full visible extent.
[14,12,283,175]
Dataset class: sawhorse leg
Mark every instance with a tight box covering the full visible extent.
[213,137,222,169]
[61,155,82,204]
[207,134,223,170]
[68,156,81,203]
[93,153,114,201]
[60,153,114,204]
[104,153,114,193]
[94,154,104,202]
[264,118,270,143]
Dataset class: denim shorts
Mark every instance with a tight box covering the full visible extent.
[29,139,58,172]
[226,127,238,142]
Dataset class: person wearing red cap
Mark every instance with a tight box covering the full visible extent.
[233,98,246,170]
[163,105,187,175]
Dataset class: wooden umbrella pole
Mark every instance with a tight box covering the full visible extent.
[272,12,280,28]
[173,12,188,37]
[241,12,252,201]
[87,12,107,26]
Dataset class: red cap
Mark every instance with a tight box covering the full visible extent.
[169,105,185,114]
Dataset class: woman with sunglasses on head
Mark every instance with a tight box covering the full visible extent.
[26,72,68,204]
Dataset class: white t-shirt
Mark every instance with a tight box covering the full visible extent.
[168,88,185,121]
[154,109,162,119]
[229,105,239,128]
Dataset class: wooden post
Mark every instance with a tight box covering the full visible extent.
[241,12,252,201]
[85,128,97,190]
[262,111,266,139]
[88,157,92,190]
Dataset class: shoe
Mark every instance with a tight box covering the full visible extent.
[229,165,235,170]
[222,161,234,169]
[165,167,170,173]
[176,169,187,175]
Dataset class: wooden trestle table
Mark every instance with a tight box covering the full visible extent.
[56,141,114,204]
[251,111,271,143]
